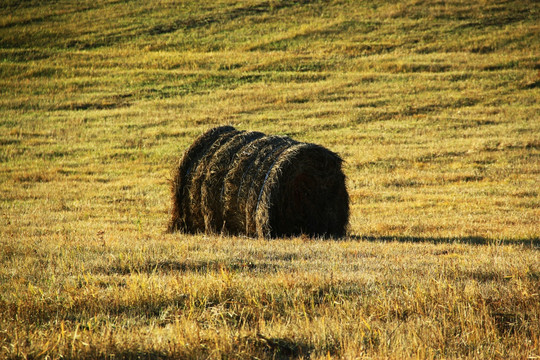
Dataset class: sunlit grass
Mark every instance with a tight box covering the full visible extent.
[1,0,539,358]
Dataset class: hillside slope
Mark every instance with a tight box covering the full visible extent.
[1,0,539,358]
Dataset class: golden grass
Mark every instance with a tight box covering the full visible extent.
[1,233,539,358]
[1,0,539,358]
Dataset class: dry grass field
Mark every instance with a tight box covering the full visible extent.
[1,0,539,358]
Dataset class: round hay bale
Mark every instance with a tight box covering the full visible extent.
[169,126,349,238]
[201,131,265,233]
[168,125,236,233]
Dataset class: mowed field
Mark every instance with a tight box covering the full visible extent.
[1,0,539,358]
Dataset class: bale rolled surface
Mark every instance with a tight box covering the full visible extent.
[168,126,349,238]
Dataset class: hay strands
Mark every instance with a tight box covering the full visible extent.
[169,126,349,238]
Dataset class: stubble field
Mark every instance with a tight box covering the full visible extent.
[1,0,539,358]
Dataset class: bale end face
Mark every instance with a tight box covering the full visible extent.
[256,143,349,239]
